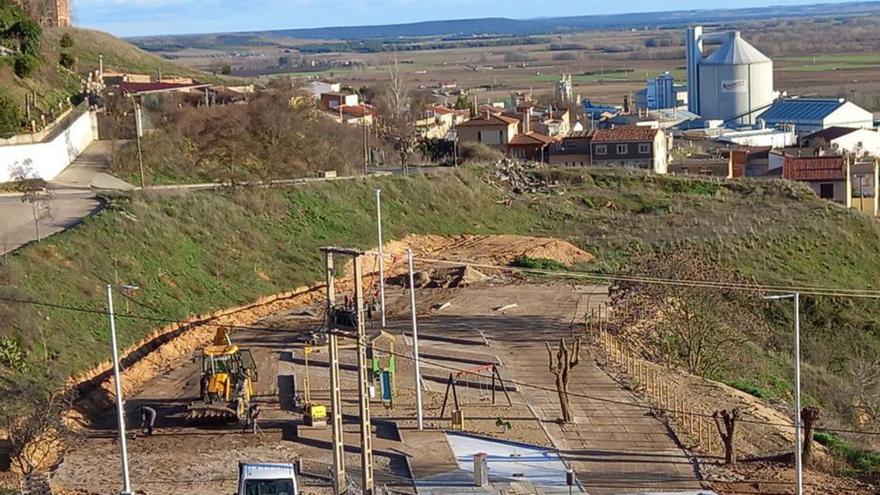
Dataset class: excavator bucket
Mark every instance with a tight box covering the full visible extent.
[185,403,241,425]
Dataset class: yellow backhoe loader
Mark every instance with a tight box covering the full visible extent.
[187,328,259,424]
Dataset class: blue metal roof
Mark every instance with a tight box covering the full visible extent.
[758,99,845,123]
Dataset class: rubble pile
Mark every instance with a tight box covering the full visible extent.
[487,158,560,194]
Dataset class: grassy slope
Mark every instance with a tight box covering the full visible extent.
[1,168,879,430]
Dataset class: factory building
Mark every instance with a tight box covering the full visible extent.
[686,27,775,126]
[758,98,874,136]
[636,72,688,110]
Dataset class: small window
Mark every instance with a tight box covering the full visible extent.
[819,183,835,199]
[478,131,482,142]
[639,143,650,154]
[595,144,607,155]
[617,144,628,154]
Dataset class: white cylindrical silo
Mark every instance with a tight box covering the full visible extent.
[698,32,774,126]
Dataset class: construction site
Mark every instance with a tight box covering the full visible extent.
[49,235,875,495]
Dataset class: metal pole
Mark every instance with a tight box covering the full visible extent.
[324,252,346,495]
[407,249,424,430]
[354,255,375,495]
[133,99,145,190]
[794,292,803,495]
[107,284,132,495]
[376,189,386,328]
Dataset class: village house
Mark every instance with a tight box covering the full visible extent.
[802,127,880,158]
[324,103,378,126]
[320,92,360,109]
[416,105,469,140]
[590,126,669,174]
[456,113,520,150]
[548,131,593,167]
[782,155,851,206]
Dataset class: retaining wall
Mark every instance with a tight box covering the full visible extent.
[0,107,98,183]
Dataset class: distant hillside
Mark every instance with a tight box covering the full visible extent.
[131,1,880,49]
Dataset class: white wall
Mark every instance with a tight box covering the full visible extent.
[824,102,874,130]
[0,110,98,183]
[832,129,880,157]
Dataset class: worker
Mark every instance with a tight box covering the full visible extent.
[140,405,157,436]
[248,403,262,435]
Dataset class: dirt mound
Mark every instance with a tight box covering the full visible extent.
[405,234,594,267]
[388,265,490,289]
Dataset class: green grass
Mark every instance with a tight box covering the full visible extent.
[3,167,880,439]
[815,432,880,475]
[510,256,569,271]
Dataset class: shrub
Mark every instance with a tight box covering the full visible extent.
[59,33,74,49]
[458,142,503,164]
[510,256,569,271]
[814,431,880,474]
[0,90,22,137]
[13,54,40,78]
[59,52,75,69]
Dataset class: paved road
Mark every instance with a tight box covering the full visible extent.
[0,141,124,255]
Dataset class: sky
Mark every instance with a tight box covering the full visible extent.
[74,0,862,37]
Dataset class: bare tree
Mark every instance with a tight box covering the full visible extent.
[377,60,418,175]
[546,337,581,423]
[612,250,769,378]
[12,166,52,243]
[0,372,76,475]
[713,408,740,465]
[847,347,880,425]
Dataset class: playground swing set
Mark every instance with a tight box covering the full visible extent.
[439,364,513,429]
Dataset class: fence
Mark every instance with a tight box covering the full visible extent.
[586,304,724,458]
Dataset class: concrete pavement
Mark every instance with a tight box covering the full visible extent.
[0,140,127,255]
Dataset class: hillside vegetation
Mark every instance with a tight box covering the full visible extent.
[0,25,223,135]
[0,167,879,449]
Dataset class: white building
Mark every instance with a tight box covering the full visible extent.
[758,98,874,136]
[306,80,341,99]
[802,127,880,157]
[715,127,797,148]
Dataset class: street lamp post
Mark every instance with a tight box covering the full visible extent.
[764,292,803,495]
[107,283,139,495]
[406,249,424,430]
[375,189,386,328]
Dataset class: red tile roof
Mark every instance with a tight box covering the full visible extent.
[339,104,378,117]
[592,126,659,143]
[509,132,554,146]
[782,156,847,181]
[458,114,519,127]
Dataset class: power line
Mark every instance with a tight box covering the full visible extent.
[409,256,880,299]
[2,293,879,438]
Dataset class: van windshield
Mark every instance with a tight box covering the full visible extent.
[244,479,295,495]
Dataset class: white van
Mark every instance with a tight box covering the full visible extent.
[238,462,298,495]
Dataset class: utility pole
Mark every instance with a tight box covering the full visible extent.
[407,249,424,430]
[375,189,386,328]
[764,292,803,495]
[107,284,139,495]
[363,102,369,175]
[323,251,346,495]
[321,247,374,495]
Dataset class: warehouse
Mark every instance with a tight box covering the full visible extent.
[758,98,874,136]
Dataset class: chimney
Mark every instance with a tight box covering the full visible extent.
[484,109,491,120]
[523,114,530,134]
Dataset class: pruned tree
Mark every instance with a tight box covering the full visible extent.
[546,337,581,423]
[713,408,740,465]
[611,249,769,378]
[801,406,821,465]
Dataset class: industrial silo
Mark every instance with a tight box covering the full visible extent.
[698,31,774,126]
